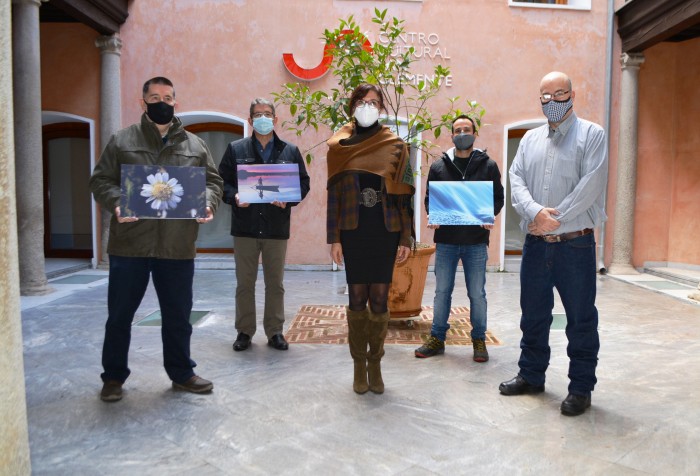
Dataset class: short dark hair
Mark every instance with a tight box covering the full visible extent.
[142,77,175,98]
[451,114,476,134]
[249,98,276,118]
[348,84,384,114]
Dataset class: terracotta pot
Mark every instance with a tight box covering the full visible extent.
[388,244,436,318]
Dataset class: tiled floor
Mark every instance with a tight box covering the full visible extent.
[21,265,700,474]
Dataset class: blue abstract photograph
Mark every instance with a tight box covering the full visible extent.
[428,181,494,226]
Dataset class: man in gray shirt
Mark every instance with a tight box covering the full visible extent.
[499,71,608,416]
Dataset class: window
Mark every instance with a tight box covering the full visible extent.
[509,0,591,10]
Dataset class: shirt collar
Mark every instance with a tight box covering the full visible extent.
[549,111,577,138]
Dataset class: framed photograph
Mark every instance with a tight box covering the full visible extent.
[120,164,206,219]
[428,181,495,226]
[236,163,302,204]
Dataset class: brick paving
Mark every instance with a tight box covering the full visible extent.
[284,304,501,345]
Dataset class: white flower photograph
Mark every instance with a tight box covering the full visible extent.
[119,164,206,219]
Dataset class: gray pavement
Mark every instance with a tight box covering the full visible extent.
[21,267,700,475]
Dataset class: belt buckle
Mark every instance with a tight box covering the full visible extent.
[360,188,379,207]
[543,234,560,243]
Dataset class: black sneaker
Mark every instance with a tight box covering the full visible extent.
[472,338,489,363]
[414,335,445,358]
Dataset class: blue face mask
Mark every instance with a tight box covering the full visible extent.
[252,116,274,135]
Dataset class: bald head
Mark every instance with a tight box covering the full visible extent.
[540,72,572,93]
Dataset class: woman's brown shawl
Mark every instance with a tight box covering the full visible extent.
[326,123,414,195]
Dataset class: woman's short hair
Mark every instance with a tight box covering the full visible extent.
[348,84,384,113]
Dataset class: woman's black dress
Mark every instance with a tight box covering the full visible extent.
[341,172,400,284]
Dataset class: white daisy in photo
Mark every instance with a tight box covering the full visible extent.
[140,171,184,211]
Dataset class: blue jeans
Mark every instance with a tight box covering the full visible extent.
[101,255,197,384]
[518,233,600,396]
[431,243,488,341]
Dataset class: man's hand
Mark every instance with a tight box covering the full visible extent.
[331,243,343,266]
[235,193,250,208]
[196,207,214,224]
[114,206,138,223]
[481,224,494,230]
[271,200,287,209]
[529,207,560,235]
[396,245,411,264]
[426,216,440,230]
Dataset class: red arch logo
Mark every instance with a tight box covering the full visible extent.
[282,30,373,81]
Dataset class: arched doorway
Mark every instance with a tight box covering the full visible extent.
[502,120,546,272]
[180,112,246,252]
[41,112,97,264]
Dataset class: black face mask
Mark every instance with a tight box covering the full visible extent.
[144,101,175,125]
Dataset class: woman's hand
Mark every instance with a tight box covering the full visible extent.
[331,243,343,266]
[395,245,411,264]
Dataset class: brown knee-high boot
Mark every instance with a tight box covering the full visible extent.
[367,309,390,394]
[346,306,369,394]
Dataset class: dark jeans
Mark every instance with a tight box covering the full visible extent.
[101,255,196,384]
[517,233,600,396]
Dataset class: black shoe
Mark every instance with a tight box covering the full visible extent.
[233,332,251,351]
[560,393,591,416]
[267,333,289,350]
[499,375,545,396]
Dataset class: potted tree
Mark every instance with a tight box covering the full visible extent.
[273,8,485,319]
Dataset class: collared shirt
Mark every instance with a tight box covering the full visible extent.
[509,112,608,235]
[252,134,274,163]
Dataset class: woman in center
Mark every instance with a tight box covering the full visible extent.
[326,84,415,394]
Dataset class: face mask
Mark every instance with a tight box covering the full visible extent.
[252,116,274,135]
[144,101,175,125]
[541,97,573,124]
[354,105,379,128]
[452,133,476,151]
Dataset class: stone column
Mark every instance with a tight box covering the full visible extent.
[94,35,122,268]
[608,53,645,275]
[1,2,32,473]
[13,0,52,294]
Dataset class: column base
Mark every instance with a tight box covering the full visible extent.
[20,284,55,296]
[607,263,640,275]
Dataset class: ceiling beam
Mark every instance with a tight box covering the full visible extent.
[617,0,700,52]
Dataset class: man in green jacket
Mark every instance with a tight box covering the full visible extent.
[89,76,223,402]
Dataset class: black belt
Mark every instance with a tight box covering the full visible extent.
[530,228,593,243]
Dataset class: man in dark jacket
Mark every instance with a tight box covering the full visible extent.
[89,76,223,402]
[415,115,504,362]
[218,98,310,352]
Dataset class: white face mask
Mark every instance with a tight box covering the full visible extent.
[354,105,379,127]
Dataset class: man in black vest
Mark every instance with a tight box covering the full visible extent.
[218,98,310,352]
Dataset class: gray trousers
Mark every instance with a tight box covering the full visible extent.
[233,236,288,338]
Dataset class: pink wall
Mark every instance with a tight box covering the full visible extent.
[40,23,101,131]
[41,0,612,266]
[632,37,700,266]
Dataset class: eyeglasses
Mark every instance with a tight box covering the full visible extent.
[355,99,380,109]
[252,112,274,119]
[540,90,570,103]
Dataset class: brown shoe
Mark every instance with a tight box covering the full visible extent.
[172,375,213,393]
[100,380,123,402]
[472,338,489,363]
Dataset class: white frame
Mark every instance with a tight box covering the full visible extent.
[508,0,591,11]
